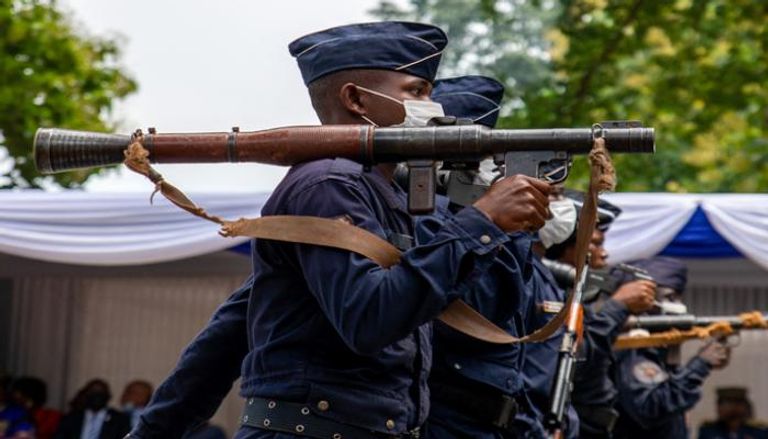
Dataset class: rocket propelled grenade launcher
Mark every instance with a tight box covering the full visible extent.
[34,121,655,213]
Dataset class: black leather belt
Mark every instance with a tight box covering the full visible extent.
[429,373,520,434]
[574,404,619,433]
[241,397,421,439]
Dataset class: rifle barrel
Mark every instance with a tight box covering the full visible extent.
[625,314,768,332]
[35,125,655,175]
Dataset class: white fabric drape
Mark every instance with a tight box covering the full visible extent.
[601,193,699,263]
[601,193,768,269]
[0,191,267,265]
[701,194,768,270]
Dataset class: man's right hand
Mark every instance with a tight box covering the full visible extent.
[473,175,552,233]
[612,280,656,314]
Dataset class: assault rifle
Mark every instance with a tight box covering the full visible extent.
[616,312,768,350]
[624,313,768,332]
[544,262,590,438]
[540,259,655,437]
[34,121,654,214]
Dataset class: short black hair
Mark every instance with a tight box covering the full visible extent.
[307,69,393,123]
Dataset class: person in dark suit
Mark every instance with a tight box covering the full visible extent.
[54,379,130,439]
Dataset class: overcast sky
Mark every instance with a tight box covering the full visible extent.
[61,0,404,192]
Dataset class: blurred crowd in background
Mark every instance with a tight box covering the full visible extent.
[0,375,227,439]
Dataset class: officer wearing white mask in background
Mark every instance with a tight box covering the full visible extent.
[523,191,653,438]
[540,191,657,439]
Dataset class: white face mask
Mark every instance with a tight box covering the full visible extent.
[355,85,444,127]
[656,300,688,315]
[538,198,577,248]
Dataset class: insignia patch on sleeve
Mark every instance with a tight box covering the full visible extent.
[540,301,564,314]
[632,360,669,385]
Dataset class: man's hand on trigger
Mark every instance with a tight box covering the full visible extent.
[612,280,656,314]
[473,175,552,233]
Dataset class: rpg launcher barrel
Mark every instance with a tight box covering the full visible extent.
[624,313,768,332]
[34,122,654,214]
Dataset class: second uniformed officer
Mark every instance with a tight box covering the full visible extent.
[414,75,545,438]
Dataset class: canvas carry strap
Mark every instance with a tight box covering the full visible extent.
[122,138,611,344]
[566,129,617,340]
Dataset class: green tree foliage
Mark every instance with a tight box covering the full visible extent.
[0,0,136,188]
[372,0,768,192]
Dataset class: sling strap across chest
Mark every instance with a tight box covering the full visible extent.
[122,140,607,345]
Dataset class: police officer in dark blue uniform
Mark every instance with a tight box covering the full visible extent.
[613,256,731,439]
[414,75,544,438]
[544,193,657,439]
[698,387,768,439]
[523,195,579,439]
[129,21,555,439]
[523,193,645,439]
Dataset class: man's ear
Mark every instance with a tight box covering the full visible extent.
[339,83,367,116]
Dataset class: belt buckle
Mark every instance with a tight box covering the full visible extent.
[491,394,518,429]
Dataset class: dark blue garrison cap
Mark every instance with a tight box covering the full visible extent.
[432,75,504,127]
[627,256,688,293]
[289,21,448,86]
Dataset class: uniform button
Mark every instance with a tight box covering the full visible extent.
[317,400,330,411]
[386,419,396,430]
[480,234,492,244]
[453,363,462,370]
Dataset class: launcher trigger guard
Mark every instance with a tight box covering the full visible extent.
[503,150,572,183]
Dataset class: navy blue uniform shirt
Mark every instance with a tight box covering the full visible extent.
[237,158,509,437]
[613,347,712,439]
[417,196,541,438]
